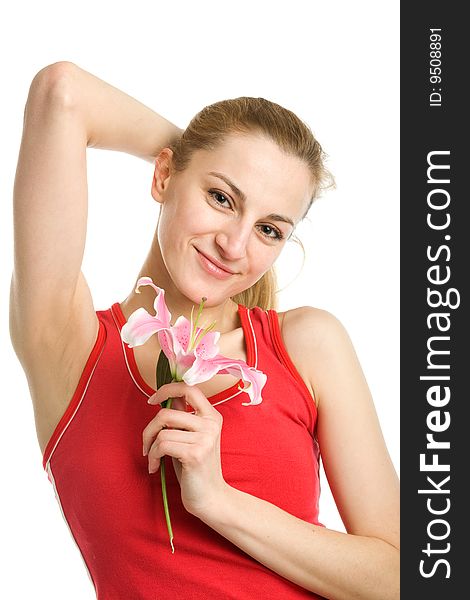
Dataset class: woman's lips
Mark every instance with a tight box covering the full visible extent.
[195,248,235,280]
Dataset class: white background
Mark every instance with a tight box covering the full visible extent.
[0,1,399,598]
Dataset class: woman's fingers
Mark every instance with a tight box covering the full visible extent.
[147,429,196,473]
[142,409,202,456]
[147,392,186,412]
[169,397,186,412]
[148,381,216,417]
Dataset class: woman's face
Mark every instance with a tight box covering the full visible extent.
[152,132,313,307]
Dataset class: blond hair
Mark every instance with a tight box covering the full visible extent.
[168,97,334,310]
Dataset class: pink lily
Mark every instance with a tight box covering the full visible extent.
[121,277,267,406]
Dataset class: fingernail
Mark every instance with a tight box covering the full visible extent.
[147,393,157,404]
[143,445,147,456]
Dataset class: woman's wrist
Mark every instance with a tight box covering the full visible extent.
[191,480,235,525]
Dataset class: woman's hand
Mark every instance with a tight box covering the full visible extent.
[143,381,229,518]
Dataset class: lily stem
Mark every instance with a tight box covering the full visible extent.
[161,396,175,553]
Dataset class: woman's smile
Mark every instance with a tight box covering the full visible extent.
[194,246,237,280]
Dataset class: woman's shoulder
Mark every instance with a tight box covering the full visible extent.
[275,306,353,403]
[277,305,348,351]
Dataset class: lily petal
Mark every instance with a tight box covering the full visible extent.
[157,329,177,365]
[121,307,170,348]
[173,352,197,380]
[221,365,267,406]
[135,277,172,327]
[171,315,192,354]
[183,355,267,406]
[182,356,221,385]
[194,330,220,360]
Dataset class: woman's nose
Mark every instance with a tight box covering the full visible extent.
[215,222,251,260]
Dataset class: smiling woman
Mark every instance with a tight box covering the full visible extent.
[9,61,399,600]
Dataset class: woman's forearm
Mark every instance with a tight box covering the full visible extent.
[48,61,183,163]
[199,484,399,600]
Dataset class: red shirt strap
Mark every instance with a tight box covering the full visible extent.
[266,309,318,425]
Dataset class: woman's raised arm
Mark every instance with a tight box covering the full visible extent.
[10,61,182,356]
[9,62,182,452]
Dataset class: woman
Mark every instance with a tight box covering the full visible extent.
[10,61,399,599]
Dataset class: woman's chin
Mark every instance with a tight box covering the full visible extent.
[178,282,237,309]
[187,289,228,307]
[171,266,251,307]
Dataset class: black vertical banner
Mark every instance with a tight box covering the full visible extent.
[401,4,466,597]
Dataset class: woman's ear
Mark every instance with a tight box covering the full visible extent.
[151,148,174,204]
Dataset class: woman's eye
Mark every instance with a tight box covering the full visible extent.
[258,225,284,241]
[208,190,283,241]
[208,190,231,208]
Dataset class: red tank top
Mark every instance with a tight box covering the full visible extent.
[43,303,324,599]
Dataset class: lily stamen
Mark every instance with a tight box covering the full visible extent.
[189,297,208,350]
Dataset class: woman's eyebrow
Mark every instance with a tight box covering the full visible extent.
[267,213,295,227]
[208,171,246,202]
[207,171,295,227]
